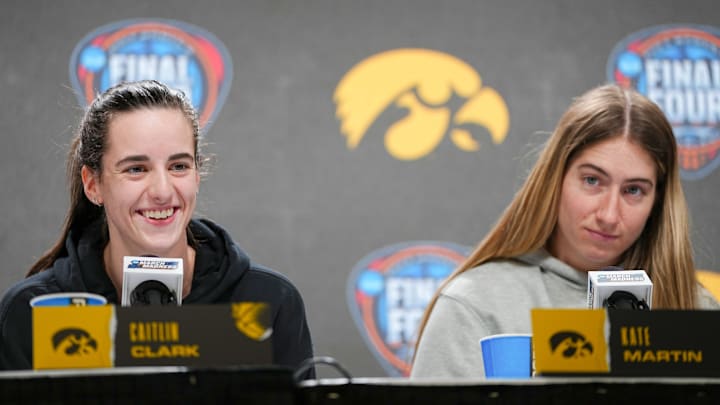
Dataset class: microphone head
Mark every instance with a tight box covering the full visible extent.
[587,269,653,310]
[130,280,178,306]
[603,290,650,310]
[121,256,183,307]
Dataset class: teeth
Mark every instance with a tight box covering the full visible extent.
[144,208,173,219]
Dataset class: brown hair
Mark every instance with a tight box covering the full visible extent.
[27,80,204,276]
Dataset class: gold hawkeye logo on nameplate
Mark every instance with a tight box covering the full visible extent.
[32,306,114,369]
[531,309,609,375]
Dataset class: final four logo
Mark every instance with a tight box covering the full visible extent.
[346,241,470,376]
[69,19,233,130]
[607,24,720,180]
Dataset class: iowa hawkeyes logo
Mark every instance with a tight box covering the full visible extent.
[334,48,509,160]
[549,331,594,358]
[52,328,98,356]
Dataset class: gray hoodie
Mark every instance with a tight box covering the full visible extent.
[410,249,719,379]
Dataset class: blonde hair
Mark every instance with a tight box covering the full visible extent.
[414,84,697,354]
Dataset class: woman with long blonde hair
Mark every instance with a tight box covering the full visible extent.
[411,84,719,379]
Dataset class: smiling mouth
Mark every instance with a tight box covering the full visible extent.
[142,208,175,220]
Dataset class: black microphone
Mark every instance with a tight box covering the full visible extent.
[130,279,177,306]
[603,290,649,310]
[121,256,183,306]
[587,267,652,310]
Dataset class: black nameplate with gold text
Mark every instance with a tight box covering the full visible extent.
[608,310,720,377]
[115,303,272,367]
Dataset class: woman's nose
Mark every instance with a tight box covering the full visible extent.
[596,190,621,225]
[148,170,173,202]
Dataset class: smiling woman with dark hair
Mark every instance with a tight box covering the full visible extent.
[0,80,314,376]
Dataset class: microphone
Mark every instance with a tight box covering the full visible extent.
[587,267,652,310]
[121,256,183,306]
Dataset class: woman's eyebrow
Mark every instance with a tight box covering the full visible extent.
[576,163,608,177]
[577,163,654,186]
[114,155,149,167]
[114,153,194,167]
[168,153,194,161]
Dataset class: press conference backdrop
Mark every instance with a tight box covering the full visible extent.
[1,0,719,378]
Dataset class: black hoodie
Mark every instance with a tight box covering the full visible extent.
[0,218,314,377]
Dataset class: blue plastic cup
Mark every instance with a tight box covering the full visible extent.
[29,292,107,307]
[479,333,532,378]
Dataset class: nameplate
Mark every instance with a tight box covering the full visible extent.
[608,310,720,377]
[531,309,609,375]
[115,304,272,367]
[32,305,114,369]
[532,308,720,377]
[32,302,272,370]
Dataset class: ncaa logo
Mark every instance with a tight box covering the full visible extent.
[607,24,720,180]
[69,18,233,130]
[346,241,470,376]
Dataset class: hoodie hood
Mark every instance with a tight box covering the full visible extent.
[184,218,250,302]
[0,217,314,372]
[51,218,249,304]
[516,248,588,290]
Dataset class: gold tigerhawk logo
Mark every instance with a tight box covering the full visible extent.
[52,328,99,356]
[232,302,273,341]
[549,331,594,359]
[334,48,510,160]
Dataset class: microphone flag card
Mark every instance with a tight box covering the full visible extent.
[587,269,653,309]
[121,256,183,306]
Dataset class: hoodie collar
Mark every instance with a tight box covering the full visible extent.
[184,218,250,302]
[64,220,117,302]
[517,248,588,289]
[56,218,250,304]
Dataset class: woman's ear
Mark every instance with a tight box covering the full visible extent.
[81,165,102,206]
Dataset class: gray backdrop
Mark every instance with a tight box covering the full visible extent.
[2,0,719,377]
